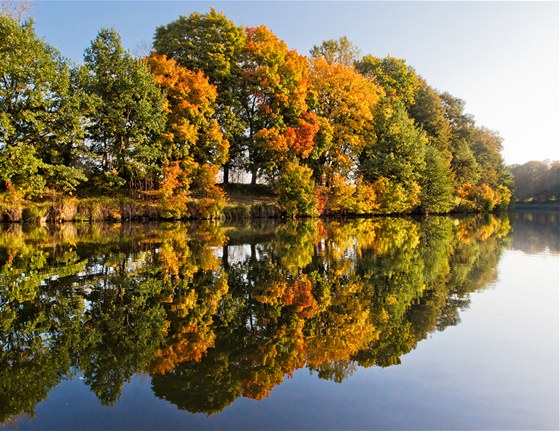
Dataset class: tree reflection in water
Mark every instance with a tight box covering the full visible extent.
[0,215,514,421]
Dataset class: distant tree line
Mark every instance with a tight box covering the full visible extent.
[509,160,559,202]
[0,9,513,218]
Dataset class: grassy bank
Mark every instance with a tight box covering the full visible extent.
[0,183,525,223]
[0,185,283,223]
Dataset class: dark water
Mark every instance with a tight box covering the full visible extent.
[1,213,558,430]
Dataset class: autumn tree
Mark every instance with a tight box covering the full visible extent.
[241,25,317,184]
[153,9,246,184]
[309,58,381,187]
[146,54,228,217]
[147,54,227,166]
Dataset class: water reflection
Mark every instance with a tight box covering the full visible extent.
[0,215,515,422]
[509,211,559,254]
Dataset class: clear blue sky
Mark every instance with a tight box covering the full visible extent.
[29,1,559,165]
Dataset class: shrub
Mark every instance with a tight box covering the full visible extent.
[277,161,318,218]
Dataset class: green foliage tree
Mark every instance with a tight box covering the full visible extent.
[439,92,512,211]
[360,98,426,213]
[409,78,452,155]
[408,79,455,212]
[309,36,361,67]
[420,147,456,213]
[78,28,166,192]
[440,92,481,187]
[356,55,420,107]
[470,127,505,188]
[277,161,318,217]
[0,14,85,199]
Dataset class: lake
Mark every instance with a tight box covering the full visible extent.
[1,213,558,430]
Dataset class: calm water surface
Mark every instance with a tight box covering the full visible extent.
[1,213,558,430]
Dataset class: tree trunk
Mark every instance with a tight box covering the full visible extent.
[250,243,256,260]
[251,168,257,185]
[223,162,230,185]
[222,244,229,269]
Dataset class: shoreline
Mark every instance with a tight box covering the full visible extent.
[0,195,538,224]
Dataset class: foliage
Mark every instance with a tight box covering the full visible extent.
[147,53,227,166]
[440,92,481,188]
[78,28,167,190]
[309,57,381,186]
[457,182,511,212]
[0,12,512,218]
[420,146,456,214]
[153,8,246,184]
[309,36,361,67]
[159,161,194,218]
[359,98,426,213]
[147,53,228,215]
[409,77,452,155]
[153,8,245,86]
[240,25,316,183]
[276,161,318,217]
[0,15,84,198]
[370,176,421,214]
[356,55,420,107]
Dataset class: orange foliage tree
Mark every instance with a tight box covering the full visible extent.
[240,26,319,183]
[308,57,382,214]
[147,53,228,218]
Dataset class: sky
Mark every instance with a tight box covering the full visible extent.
[27,0,560,165]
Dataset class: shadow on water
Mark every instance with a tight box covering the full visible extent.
[0,213,521,423]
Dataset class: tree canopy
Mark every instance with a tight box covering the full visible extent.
[0,10,515,219]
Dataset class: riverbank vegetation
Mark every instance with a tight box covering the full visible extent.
[1,10,514,220]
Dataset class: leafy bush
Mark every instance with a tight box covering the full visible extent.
[277,161,318,217]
